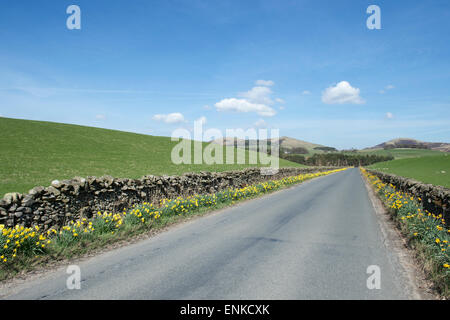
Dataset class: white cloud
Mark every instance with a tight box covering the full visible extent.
[215,98,276,117]
[385,112,394,119]
[203,105,212,110]
[255,80,274,87]
[275,98,285,104]
[152,112,185,124]
[254,119,267,128]
[279,106,285,110]
[380,84,395,94]
[239,86,273,105]
[302,90,311,95]
[321,81,365,104]
[214,83,279,117]
[196,116,207,125]
[95,114,106,120]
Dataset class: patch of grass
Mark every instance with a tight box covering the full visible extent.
[362,169,449,298]
[0,168,346,282]
[357,148,445,159]
[367,155,450,188]
[0,117,304,197]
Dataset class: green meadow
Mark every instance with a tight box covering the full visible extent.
[358,148,443,159]
[368,154,450,188]
[0,117,303,197]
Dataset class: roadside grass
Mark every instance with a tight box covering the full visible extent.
[367,154,450,188]
[0,168,346,282]
[0,117,303,197]
[362,168,450,298]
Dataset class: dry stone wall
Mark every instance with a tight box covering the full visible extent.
[366,169,450,220]
[0,167,338,231]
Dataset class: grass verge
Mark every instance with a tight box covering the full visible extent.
[0,168,346,282]
[361,168,449,298]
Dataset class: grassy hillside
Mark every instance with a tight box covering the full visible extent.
[367,137,450,152]
[0,117,304,196]
[368,154,450,188]
[276,136,329,155]
[357,148,444,159]
[213,136,334,157]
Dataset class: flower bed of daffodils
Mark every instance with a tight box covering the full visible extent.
[0,168,346,270]
[362,168,449,296]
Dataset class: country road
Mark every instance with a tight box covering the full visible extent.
[2,168,419,300]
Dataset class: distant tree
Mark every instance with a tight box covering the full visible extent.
[290,147,309,154]
[384,143,430,150]
[283,153,394,167]
[281,154,306,164]
[313,146,338,152]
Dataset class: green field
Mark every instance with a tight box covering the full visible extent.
[0,117,303,197]
[357,148,444,159]
[368,154,450,188]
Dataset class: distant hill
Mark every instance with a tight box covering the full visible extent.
[366,138,450,152]
[212,136,334,154]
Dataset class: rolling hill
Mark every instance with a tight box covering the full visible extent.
[212,136,335,155]
[0,117,303,197]
[366,138,450,152]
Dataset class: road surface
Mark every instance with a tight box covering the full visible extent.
[3,168,416,299]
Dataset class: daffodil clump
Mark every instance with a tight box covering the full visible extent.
[0,225,52,263]
[362,168,449,292]
[54,218,96,247]
[1,168,346,266]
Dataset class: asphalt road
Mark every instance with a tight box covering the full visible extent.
[3,168,416,299]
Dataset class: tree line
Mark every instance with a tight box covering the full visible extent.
[232,139,394,166]
[280,153,394,167]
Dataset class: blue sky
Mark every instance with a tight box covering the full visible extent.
[1,0,449,149]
